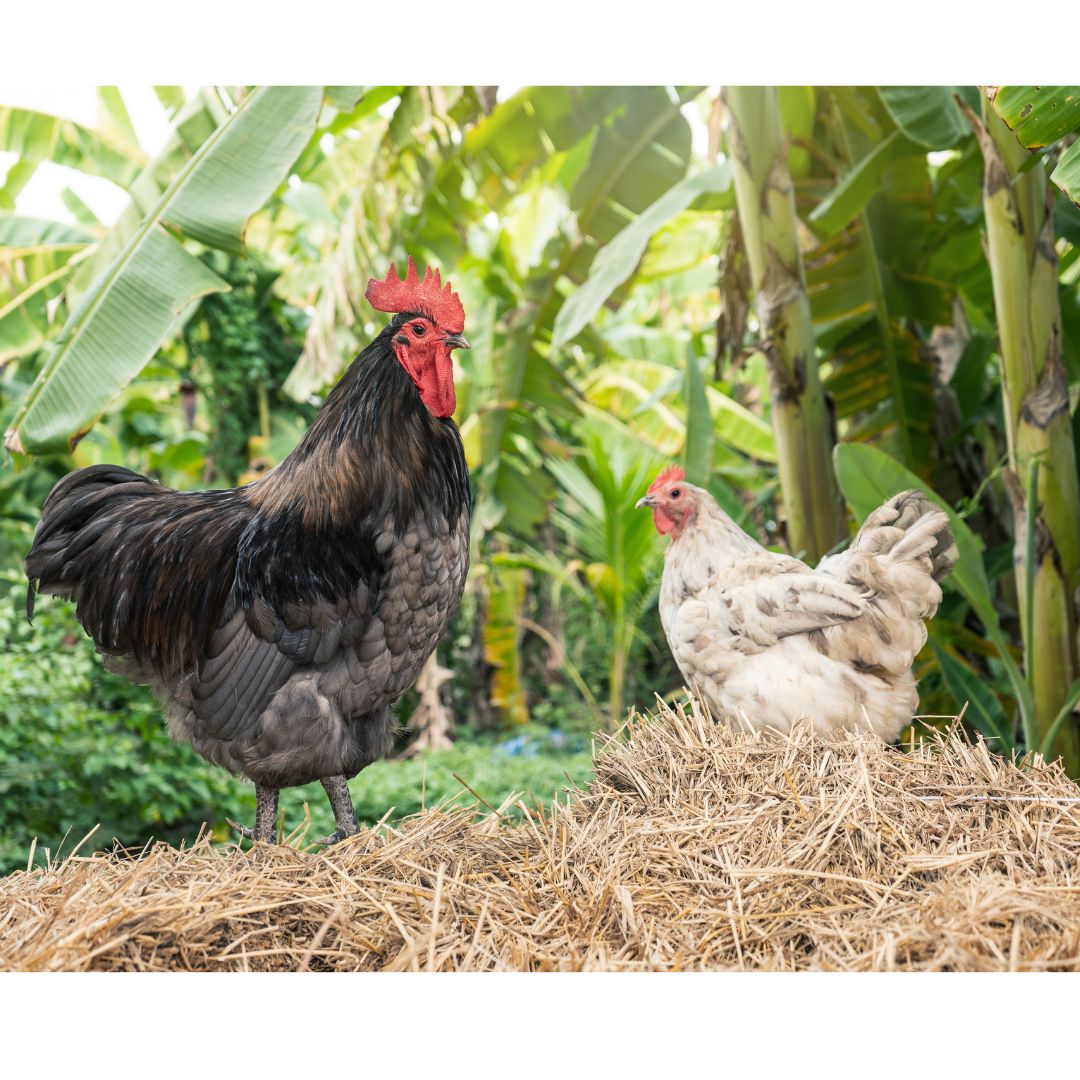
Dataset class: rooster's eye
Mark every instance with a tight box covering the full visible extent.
[412,323,427,336]
[670,488,681,498]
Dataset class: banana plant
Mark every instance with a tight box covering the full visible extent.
[990,86,1080,207]
[0,214,98,364]
[3,87,324,458]
[799,87,976,479]
[539,409,668,729]
[551,162,734,350]
[482,562,530,726]
[581,357,775,461]
[724,86,845,562]
[0,102,146,202]
[0,89,241,374]
[955,89,1080,770]
[494,409,671,730]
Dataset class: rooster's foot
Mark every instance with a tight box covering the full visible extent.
[317,775,359,847]
[228,785,280,844]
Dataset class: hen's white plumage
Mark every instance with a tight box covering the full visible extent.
[643,472,958,740]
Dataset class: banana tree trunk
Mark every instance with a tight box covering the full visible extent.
[724,87,845,563]
[964,92,1080,771]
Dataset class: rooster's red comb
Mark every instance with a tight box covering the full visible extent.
[365,256,465,334]
[648,465,685,495]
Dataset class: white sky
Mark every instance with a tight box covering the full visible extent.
[0,85,194,225]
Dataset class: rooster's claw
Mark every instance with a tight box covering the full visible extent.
[226,818,256,841]
[315,827,356,847]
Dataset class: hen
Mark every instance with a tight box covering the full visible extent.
[639,467,957,740]
[25,258,471,844]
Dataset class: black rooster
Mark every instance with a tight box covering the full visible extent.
[25,259,472,844]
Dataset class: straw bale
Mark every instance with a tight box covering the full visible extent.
[2,697,1079,971]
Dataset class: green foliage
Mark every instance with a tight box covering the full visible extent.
[541,410,669,728]
[878,86,974,150]
[991,87,1080,149]
[180,254,308,484]
[552,163,732,349]
[802,88,964,476]
[808,129,912,238]
[482,564,530,726]
[323,727,593,830]
[0,106,146,190]
[5,87,323,456]
[682,350,714,486]
[990,86,1080,207]
[931,643,1012,747]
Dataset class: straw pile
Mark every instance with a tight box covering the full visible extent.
[3,697,1080,971]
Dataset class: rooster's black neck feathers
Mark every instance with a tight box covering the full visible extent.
[236,316,471,608]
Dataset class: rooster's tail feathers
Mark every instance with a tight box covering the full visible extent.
[25,465,157,620]
[25,464,247,675]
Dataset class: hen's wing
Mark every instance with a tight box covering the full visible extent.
[715,556,869,648]
[716,491,956,672]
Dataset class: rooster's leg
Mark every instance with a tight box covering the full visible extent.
[227,785,280,844]
[316,775,359,846]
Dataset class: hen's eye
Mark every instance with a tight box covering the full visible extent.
[412,323,427,336]
[670,488,681,498]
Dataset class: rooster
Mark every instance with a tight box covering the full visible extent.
[25,258,472,845]
[638,467,958,740]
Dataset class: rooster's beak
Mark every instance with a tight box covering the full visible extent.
[444,333,470,351]
[635,495,654,509]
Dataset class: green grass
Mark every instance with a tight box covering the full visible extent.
[270,726,596,843]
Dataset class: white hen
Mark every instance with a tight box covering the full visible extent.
[639,467,958,740]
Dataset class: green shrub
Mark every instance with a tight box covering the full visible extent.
[0,573,253,872]
[334,726,593,828]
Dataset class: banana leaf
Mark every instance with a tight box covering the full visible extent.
[5,87,323,457]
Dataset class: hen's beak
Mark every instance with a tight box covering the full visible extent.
[635,495,654,509]
[444,333,471,351]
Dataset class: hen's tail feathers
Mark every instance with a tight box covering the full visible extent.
[853,490,958,583]
[25,463,247,676]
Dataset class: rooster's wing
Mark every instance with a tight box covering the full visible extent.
[185,587,377,742]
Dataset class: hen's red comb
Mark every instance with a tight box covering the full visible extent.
[648,465,685,494]
[365,256,465,334]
